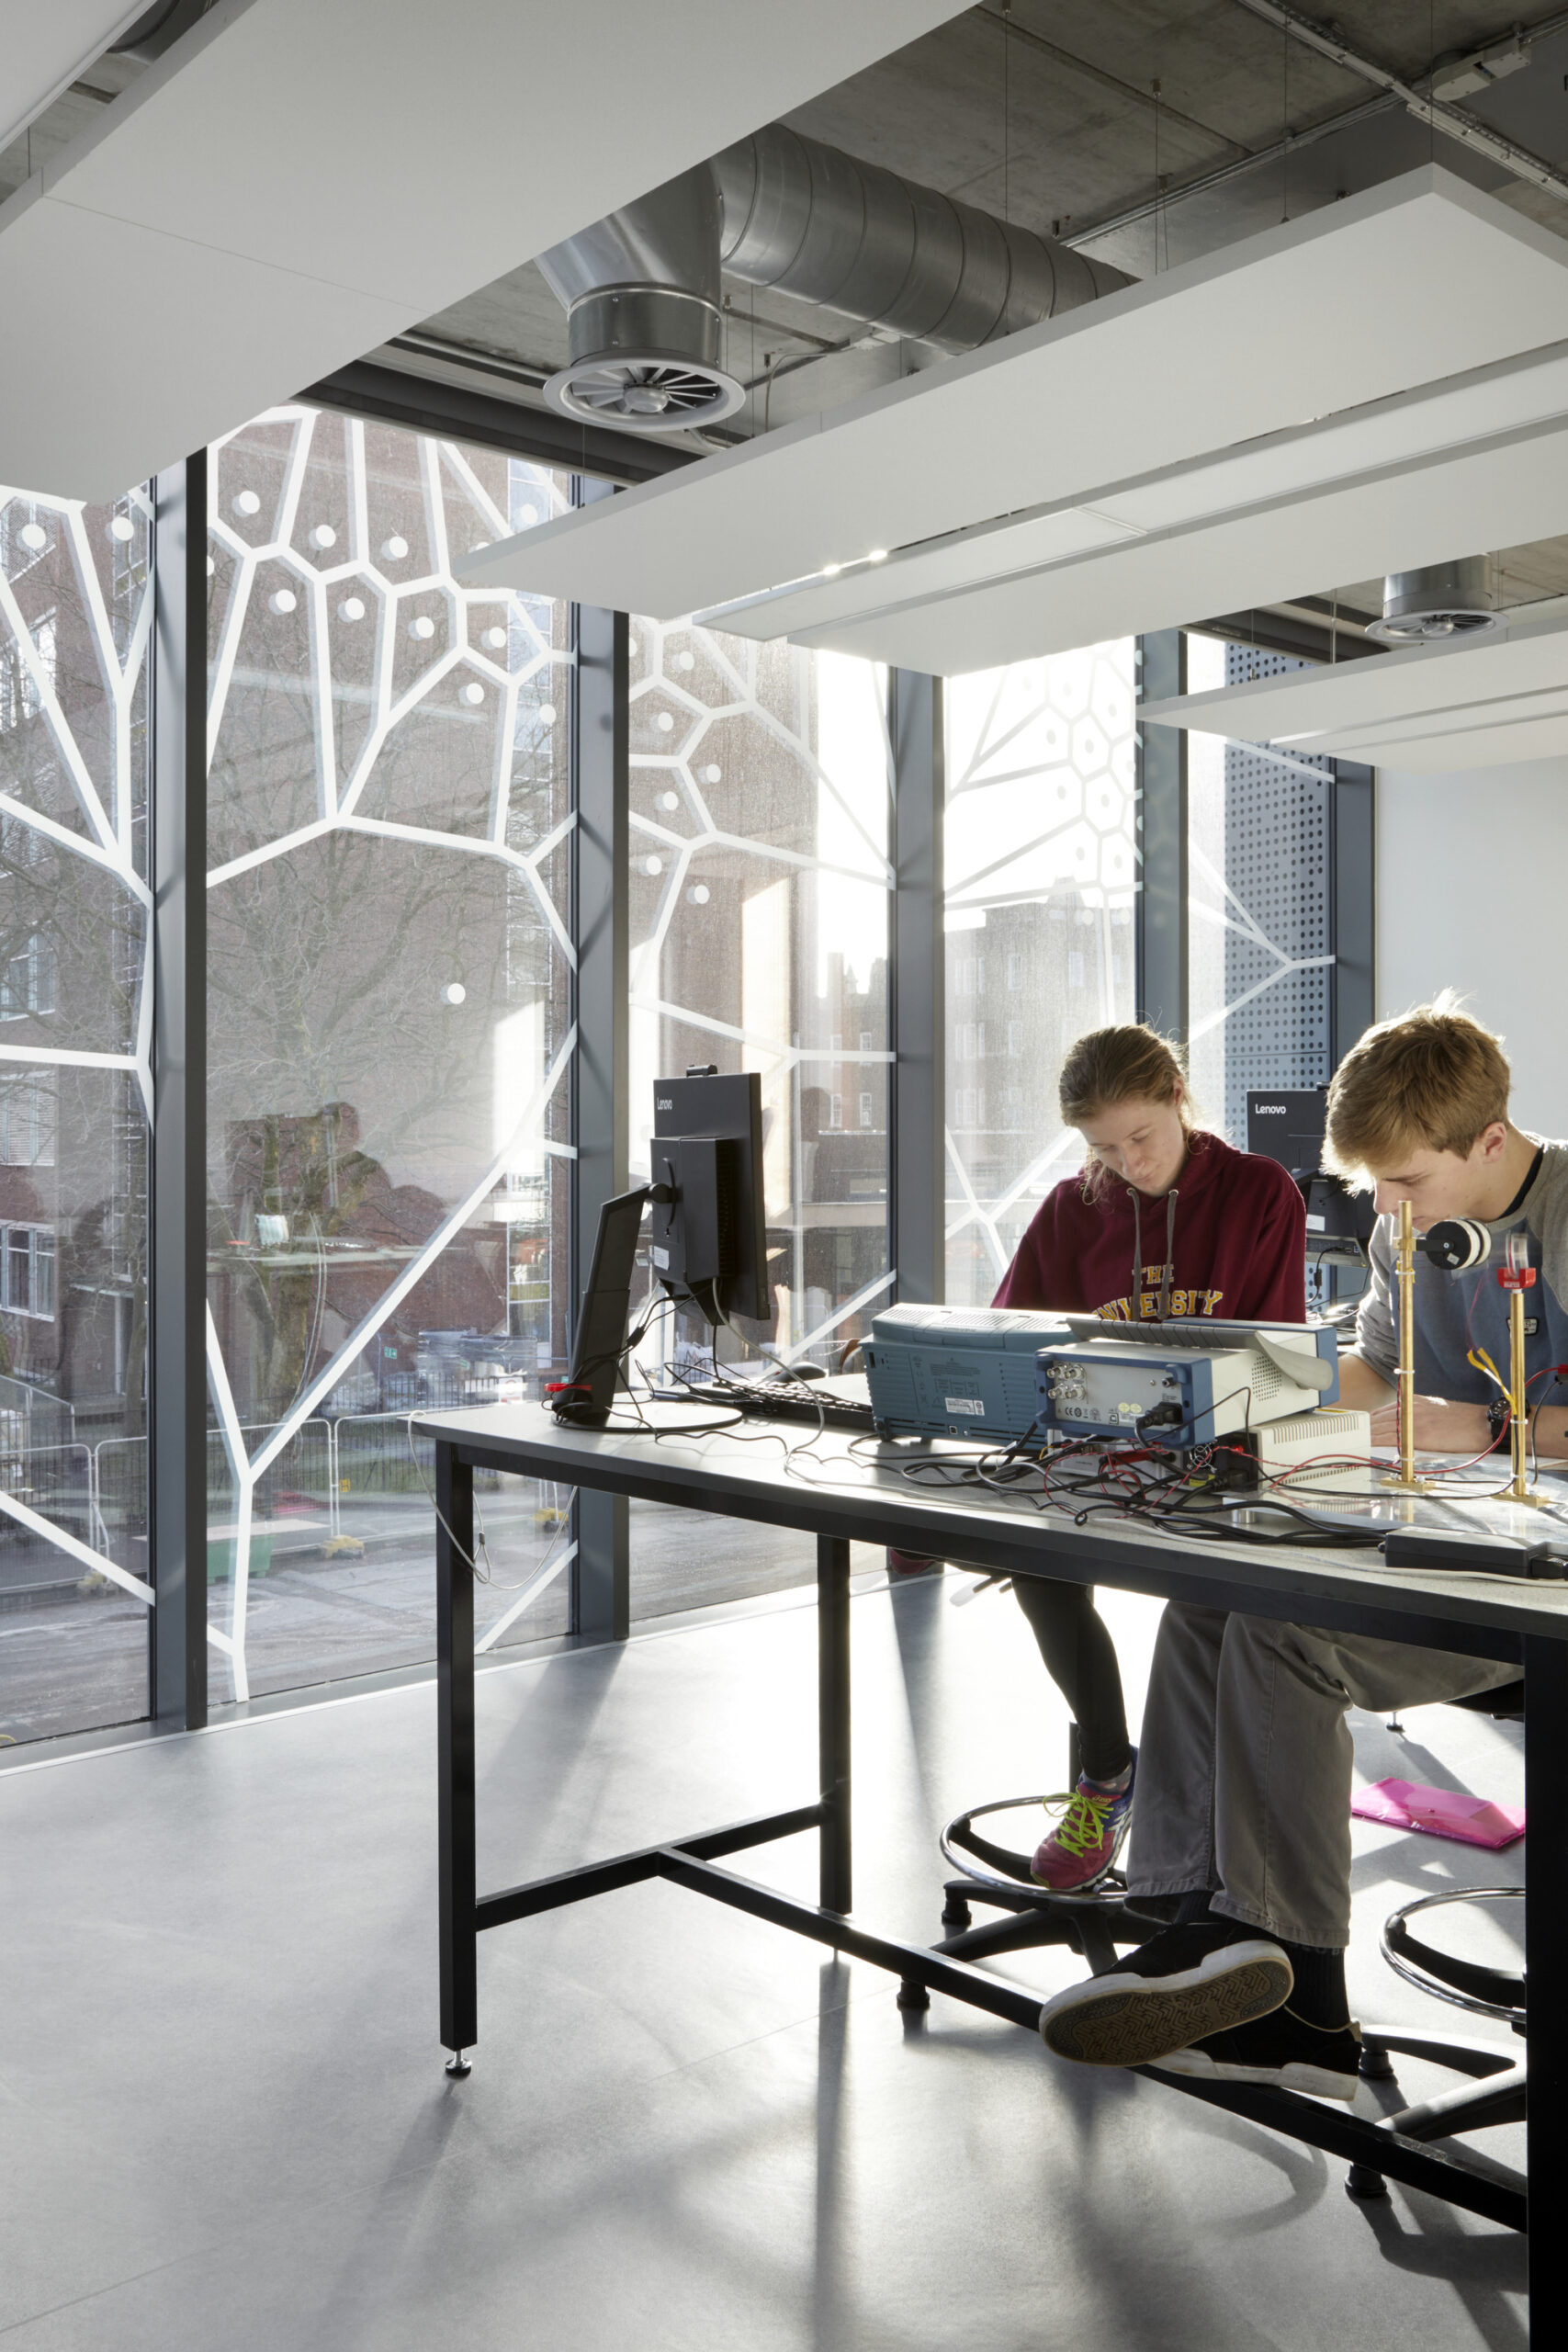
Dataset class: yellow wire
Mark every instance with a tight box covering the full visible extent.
[1468,1345,1507,1396]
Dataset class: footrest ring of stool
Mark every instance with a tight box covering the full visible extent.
[1381,1886,1526,2022]
[940,1793,1133,1906]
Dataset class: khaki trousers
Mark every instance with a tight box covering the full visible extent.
[1125,1602,1518,1949]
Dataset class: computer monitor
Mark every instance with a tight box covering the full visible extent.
[1246,1087,1328,1174]
[1246,1085,1373,1260]
[649,1069,768,1324]
[553,1069,769,1423]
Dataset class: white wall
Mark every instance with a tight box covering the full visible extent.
[1375,755,1568,1138]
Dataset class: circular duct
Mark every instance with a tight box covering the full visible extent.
[1366,558,1503,645]
[110,0,215,61]
[543,286,744,434]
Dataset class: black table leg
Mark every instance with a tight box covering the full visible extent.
[818,1534,852,1915]
[437,1441,477,2072]
[1527,1635,1567,2325]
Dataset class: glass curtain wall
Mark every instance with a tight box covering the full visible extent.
[0,484,152,1746]
[205,407,578,1705]
[944,643,1137,1305]
[626,617,891,1616]
[1185,634,1334,1145]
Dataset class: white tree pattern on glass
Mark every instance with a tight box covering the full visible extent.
[205,406,575,1701]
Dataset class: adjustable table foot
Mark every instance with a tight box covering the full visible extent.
[1346,2164,1389,2202]
[445,2050,472,2078]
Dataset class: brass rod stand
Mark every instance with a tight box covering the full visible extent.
[1382,1199,1434,1494]
[1495,1267,1545,1506]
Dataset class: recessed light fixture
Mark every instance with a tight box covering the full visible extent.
[656,710,675,732]
[482,626,507,650]
[686,883,710,905]
[337,596,365,621]
[310,524,337,550]
[232,491,261,518]
[268,589,297,615]
[109,515,135,543]
[461,682,485,706]
[380,535,409,561]
[441,982,467,1006]
[409,616,436,639]
[643,855,663,876]
[659,790,680,810]
[701,763,721,784]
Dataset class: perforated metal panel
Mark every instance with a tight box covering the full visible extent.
[1219,644,1333,1145]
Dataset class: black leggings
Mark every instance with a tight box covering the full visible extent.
[1010,1576,1130,1784]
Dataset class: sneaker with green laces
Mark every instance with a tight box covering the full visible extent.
[1031,1748,1136,1894]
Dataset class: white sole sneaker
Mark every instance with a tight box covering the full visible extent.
[1038,1940,1293,2068]
[1152,2046,1359,2102]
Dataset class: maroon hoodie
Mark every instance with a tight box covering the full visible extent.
[992,1130,1306,1323]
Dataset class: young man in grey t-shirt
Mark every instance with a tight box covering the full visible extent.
[1035,1000,1551,2098]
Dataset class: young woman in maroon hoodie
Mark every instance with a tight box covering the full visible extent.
[898,1024,1306,1892]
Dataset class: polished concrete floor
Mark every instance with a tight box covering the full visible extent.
[0,1569,1529,2350]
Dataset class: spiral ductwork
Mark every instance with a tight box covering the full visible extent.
[540,125,1133,433]
[715,125,1128,352]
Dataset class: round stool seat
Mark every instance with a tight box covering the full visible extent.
[1381,1885,1526,2022]
[941,1792,1135,1906]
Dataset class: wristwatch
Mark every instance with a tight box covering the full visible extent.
[1486,1396,1512,1447]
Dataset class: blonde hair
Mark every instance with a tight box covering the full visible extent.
[1325,992,1510,1180]
[1059,1025,1195,1193]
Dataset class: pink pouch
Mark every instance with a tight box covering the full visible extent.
[1351,1778,1525,1849]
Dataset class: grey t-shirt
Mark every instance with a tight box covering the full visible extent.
[1356,1136,1568,1405]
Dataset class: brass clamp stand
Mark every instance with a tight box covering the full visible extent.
[1382,1199,1436,1495]
[1494,1231,1544,1507]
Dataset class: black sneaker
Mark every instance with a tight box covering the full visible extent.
[1038,1922,1293,2069]
[1154,2007,1363,2102]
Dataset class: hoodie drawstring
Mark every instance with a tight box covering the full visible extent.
[1128,1186,1179,1320]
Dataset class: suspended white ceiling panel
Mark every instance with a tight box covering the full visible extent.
[782,406,1568,673]
[0,2,151,153]
[1142,608,1568,774]
[457,169,1568,618]
[706,338,1568,645]
[0,0,969,502]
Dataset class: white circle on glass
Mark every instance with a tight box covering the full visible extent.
[515,506,538,528]
[109,515,135,543]
[686,884,710,905]
[675,650,695,672]
[538,702,557,726]
[482,626,506,650]
[461,682,485,706]
[17,522,47,551]
[409,615,436,639]
[309,524,337,550]
[337,596,365,622]
[380,534,409,561]
[658,790,680,811]
[206,557,216,577]
[643,856,663,876]
[232,491,261,518]
[441,982,467,1006]
[701,763,721,784]
[655,710,675,733]
[269,589,297,615]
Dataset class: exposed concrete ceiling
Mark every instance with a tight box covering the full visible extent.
[378,1,1568,628]
[8,0,1567,627]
